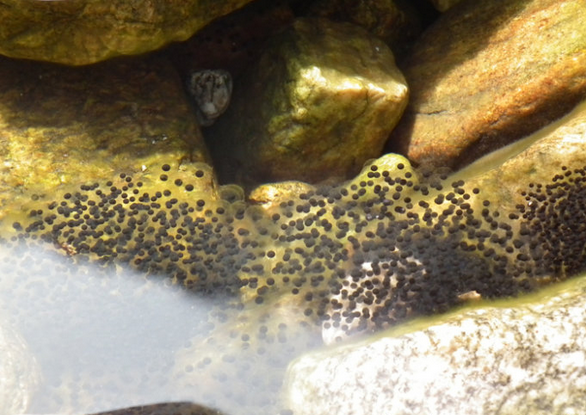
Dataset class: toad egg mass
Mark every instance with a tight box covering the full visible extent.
[1,157,585,414]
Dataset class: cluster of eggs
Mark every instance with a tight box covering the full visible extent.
[1,156,585,414]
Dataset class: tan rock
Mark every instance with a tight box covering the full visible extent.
[387,0,586,169]
[209,18,408,186]
[0,0,256,65]
[450,99,586,215]
[248,181,316,209]
[0,55,211,218]
[284,273,586,415]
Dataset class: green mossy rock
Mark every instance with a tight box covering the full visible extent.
[0,0,256,65]
[209,17,408,186]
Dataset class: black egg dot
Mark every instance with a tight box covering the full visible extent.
[162,164,171,172]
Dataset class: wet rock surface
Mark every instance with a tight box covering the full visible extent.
[387,0,586,169]
[208,17,408,186]
[0,0,256,65]
[451,99,586,214]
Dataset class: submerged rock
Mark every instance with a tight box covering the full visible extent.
[87,402,225,415]
[208,18,408,186]
[307,0,422,55]
[428,0,464,12]
[450,99,586,215]
[0,0,256,65]
[388,0,586,169]
[284,273,586,415]
[0,55,209,217]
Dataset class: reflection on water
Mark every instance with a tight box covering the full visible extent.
[0,242,317,415]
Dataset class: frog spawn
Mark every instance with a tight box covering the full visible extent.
[2,160,586,414]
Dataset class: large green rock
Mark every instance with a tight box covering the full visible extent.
[0,0,255,65]
[208,17,408,186]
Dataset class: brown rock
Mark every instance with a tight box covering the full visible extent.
[208,18,408,186]
[387,0,586,169]
[0,0,255,65]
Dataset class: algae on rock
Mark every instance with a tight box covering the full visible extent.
[0,0,257,65]
[0,55,211,219]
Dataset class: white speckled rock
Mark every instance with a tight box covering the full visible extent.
[284,274,586,415]
[0,315,40,414]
